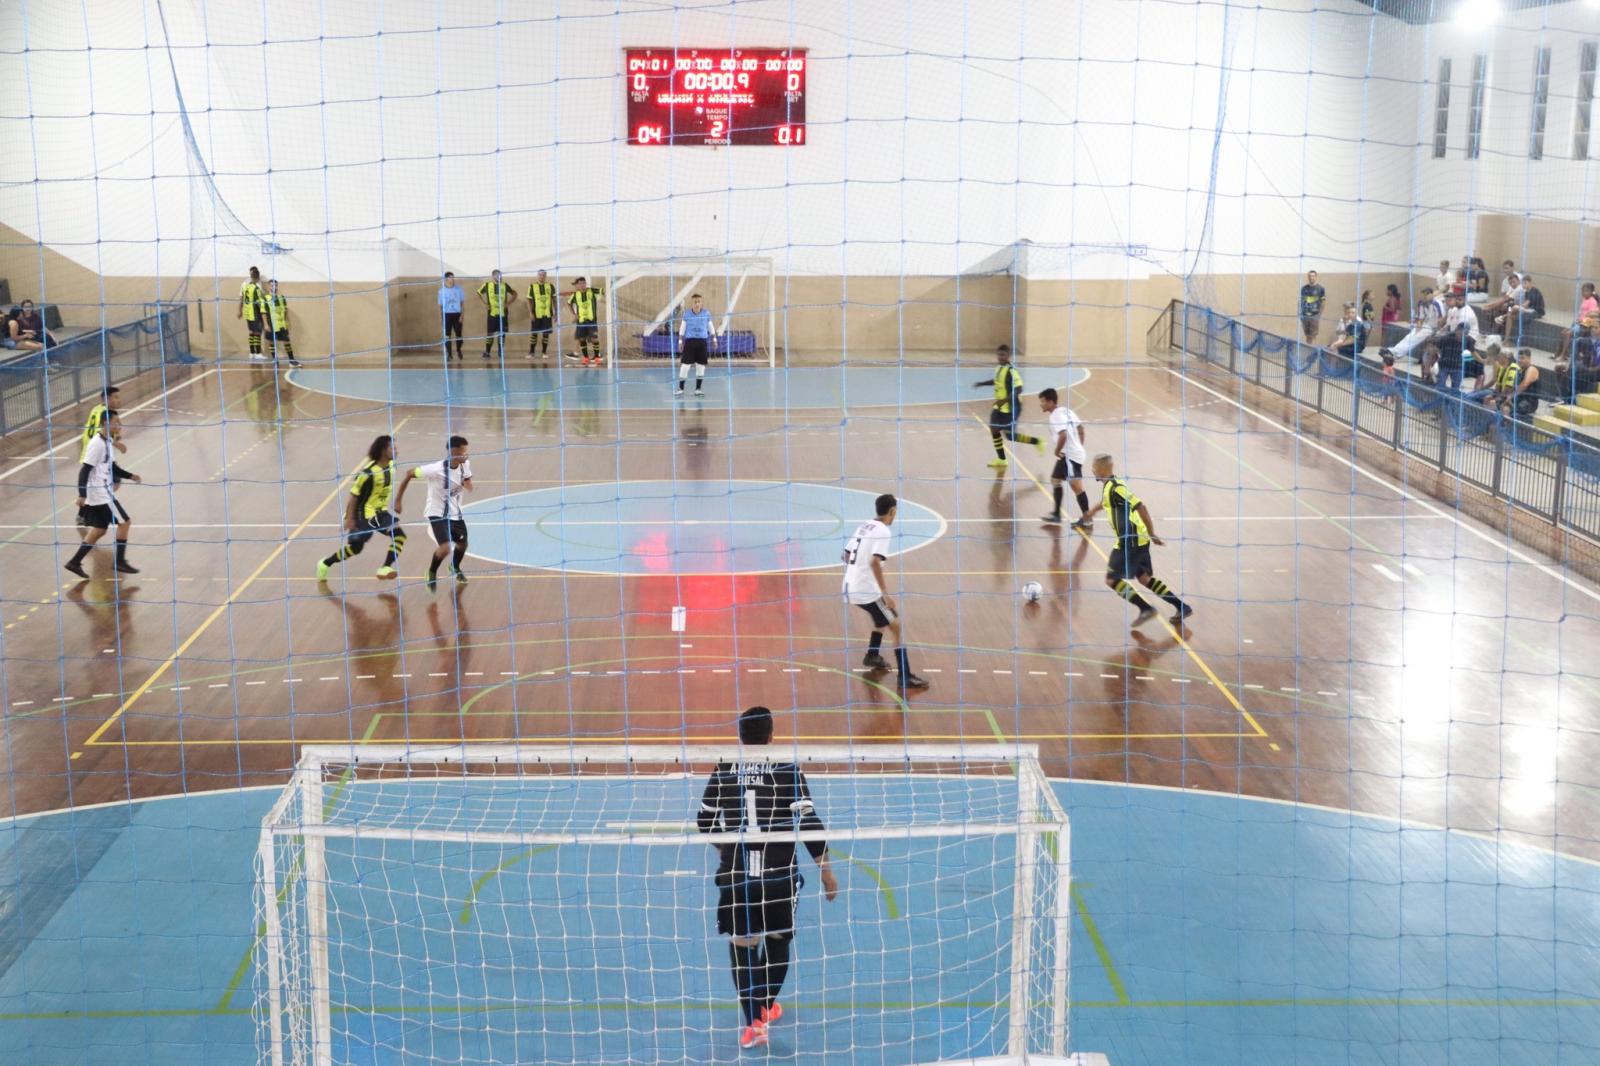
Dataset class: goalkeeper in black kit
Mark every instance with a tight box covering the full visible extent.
[698,706,839,1050]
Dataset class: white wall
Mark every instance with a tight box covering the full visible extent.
[0,0,1430,285]
[1412,1,1600,296]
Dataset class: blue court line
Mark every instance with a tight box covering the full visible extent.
[284,365,1092,411]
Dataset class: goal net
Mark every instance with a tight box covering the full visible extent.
[572,246,779,367]
[254,743,1069,1066]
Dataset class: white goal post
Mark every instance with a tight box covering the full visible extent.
[255,743,1071,1066]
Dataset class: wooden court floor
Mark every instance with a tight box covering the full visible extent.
[1,360,1597,860]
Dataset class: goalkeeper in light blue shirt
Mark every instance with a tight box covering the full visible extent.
[438,272,465,360]
[677,292,718,397]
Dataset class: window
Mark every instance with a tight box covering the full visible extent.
[1577,41,1597,160]
[1530,46,1552,160]
[1466,54,1488,159]
[1433,57,1452,159]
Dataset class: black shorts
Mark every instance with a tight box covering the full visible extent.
[80,500,129,530]
[1052,458,1083,481]
[856,598,896,628]
[717,875,801,941]
[988,408,1016,432]
[428,517,467,546]
[246,317,264,335]
[271,328,290,342]
[486,313,508,335]
[575,323,598,339]
[681,337,709,365]
[443,312,462,338]
[348,510,400,547]
[1107,542,1153,581]
[530,315,552,334]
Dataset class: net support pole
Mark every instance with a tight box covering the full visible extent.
[767,258,776,367]
[258,825,287,1066]
[1008,767,1040,1056]
[1050,812,1072,1055]
[296,766,334,1066]
[604,260,618,372]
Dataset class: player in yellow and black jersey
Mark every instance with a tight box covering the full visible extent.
[526,270,557,359]
[239,266,268,360]
[316,435,407,582]
[1079,454,1193,628]
[973,345,1043,468]
[477,270,517,361]
[566,276,606,366]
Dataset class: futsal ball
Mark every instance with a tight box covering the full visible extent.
[1021,581,1044,603]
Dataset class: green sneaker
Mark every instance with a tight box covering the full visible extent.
[376,566,397,580]
[1034,437,1046,455]
[316,559,331,581]
[987,458,1008,469]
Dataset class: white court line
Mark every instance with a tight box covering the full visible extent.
[1371,564,1403,583]
[1168,368,1600,607]
[0,367,217,483]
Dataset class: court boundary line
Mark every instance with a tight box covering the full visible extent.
[1168,367,1600,607]
[975,413,1270,740]
[72,414,414,758]
[0,367,216,483]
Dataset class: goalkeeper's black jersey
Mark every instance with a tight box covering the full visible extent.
[697,759,828,884]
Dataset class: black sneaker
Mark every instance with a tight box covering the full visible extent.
[899,672,930,690]
[862,652,890,670]
[566,351,581,361]
[1170,604,1194,626]
[1069,518,1092,532]
[1041,513,1062,525]
[115,560,140,575]
[426,572,438,592]
[453,569,467,584]
[1132,607,1157,627]
[64,560,88,579]
[289,359,303,368]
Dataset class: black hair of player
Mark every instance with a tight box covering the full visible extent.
[1038,387,1058,403]
[104,386,120,397]
[448,435,468,449]
[738,706,774,745]
[367,435,392,462]
[444,271,454,279]
[875,493,897,518]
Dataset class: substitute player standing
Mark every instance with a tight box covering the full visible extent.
[393,435,473,590]
[697,706,840,1050]
[64,411,141,577]
[263,279,302,368]
[477,269,516,361]
[974,344,1043,468]
[316,435,407,582]
[1079,454,1192,627]
[677,292,717,396]
[239,266,268,360]
[842,493,929,690]
[566,276,606,365]
[526,270,557,359]
[1036,387,1091,530]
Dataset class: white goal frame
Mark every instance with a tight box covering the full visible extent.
[257,743,1069,1066]
[575,248,778,368]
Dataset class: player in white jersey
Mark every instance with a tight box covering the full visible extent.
[393,435,473,590]
[841,493,928,690]
[64,411,142,578]
[1037,387,1092,530]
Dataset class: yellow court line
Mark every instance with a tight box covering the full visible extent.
[972,413,1269,740]
[88,730,1262,748]
[74,416,413,758]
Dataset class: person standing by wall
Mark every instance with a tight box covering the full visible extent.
[566,276,606,366]
[526,270,557,360]
[264,280,301,368]
[238,266,268,361]
[1298,270,1326,343]
[438,272,465,361]
[477,269,516,361]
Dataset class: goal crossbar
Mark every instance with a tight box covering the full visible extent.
[295,742,1045,770]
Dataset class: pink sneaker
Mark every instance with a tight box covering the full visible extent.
[760,1001,783,1024]
[739,1021,769,1049]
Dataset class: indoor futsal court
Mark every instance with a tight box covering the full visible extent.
[2,1,1600,1065]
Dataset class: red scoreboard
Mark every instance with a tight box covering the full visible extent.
[626,48,807,147]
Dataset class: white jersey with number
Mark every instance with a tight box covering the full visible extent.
[1048,406,1085,464]
[841,520,892,604]
[82,434,116,506]
[413,458,472,519]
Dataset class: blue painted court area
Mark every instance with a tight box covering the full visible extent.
[461,480,947,575]
[0,781,1595,1066]
[285,364,1091,411]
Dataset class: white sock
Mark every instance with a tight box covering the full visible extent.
[695,366,706,385]
[678,364,690,382]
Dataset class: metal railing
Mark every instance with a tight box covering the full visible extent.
[0,303,192,436]
[1147,298,1600,543]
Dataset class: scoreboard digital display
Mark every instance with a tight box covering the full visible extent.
[626,48,807,147]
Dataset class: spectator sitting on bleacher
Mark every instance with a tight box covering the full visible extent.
[1553,331,1600,402]
[1480,259,1517,315]
[1558,282,1598,361]
[1326,301,1368,364]
[1428,290,1479,391]
[2,307,42,353]
[1381,284,1404,330]
[1385,287,1445,363]
[1495,274,1544,346]
[1436,260,1455,294]
[1468,258,1490,301]
[1465,344,1512,410]
[1512,349,1541,419]
[15,300,54,349]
